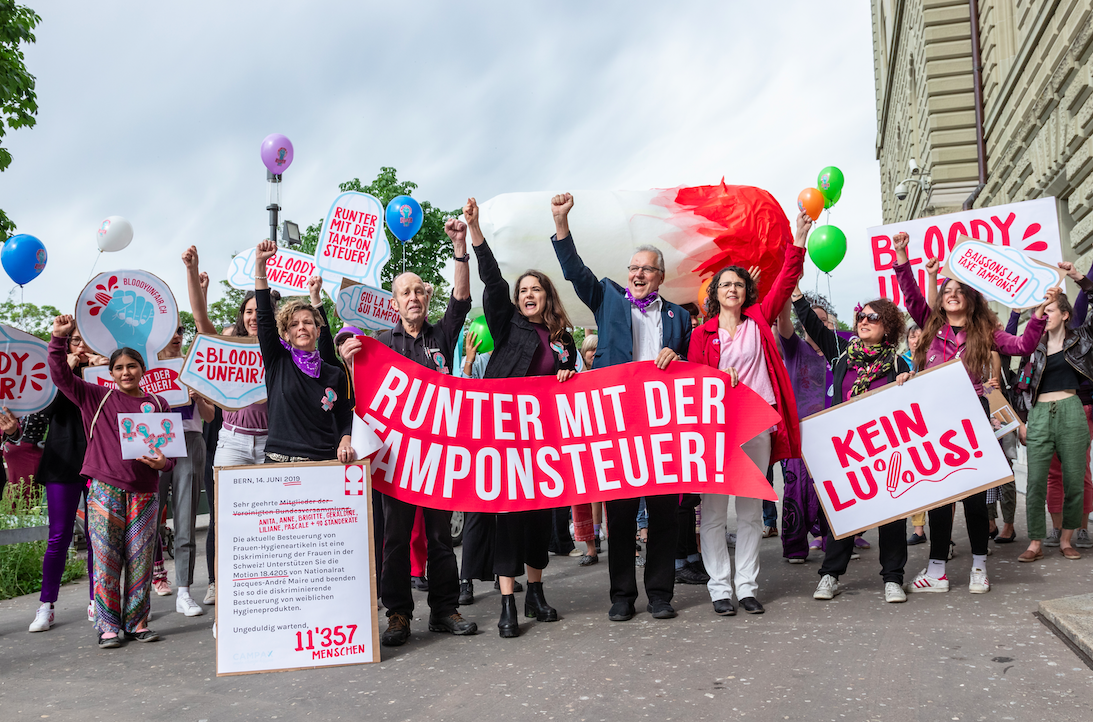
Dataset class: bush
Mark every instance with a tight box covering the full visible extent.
[0,483,86,600]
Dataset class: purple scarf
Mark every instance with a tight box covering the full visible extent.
[280,338,320,378]
[626,288,659,315]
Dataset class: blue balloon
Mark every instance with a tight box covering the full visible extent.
[385,195,424,243]
[1,234,47,285]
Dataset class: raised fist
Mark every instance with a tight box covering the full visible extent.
[551,193,574,219]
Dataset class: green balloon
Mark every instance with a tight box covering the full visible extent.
[467,315,494,354]
[822,187,841,210]
[808,224,847,273]
[817,166,845,206]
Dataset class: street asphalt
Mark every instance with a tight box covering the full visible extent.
[2,494,1092,722]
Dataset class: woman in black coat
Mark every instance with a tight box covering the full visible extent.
[466,197,578,638]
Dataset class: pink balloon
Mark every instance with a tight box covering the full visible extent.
[260,133,294,175]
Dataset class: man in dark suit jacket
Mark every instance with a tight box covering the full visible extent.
[550,192,692,622]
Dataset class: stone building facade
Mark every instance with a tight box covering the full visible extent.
[872,0,1093,268]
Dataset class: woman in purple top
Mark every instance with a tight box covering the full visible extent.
[892,231,1048,596]
[467,197,578,638]
[49,314,175,649]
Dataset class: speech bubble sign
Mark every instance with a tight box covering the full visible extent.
[76,271,180,366]
[939,237,1064,309]
[314,191,389,286]
[179,334,267,411]
[227,245,319,297]
[83,358,189,407]
[0,324,56,414]
[335,280,398,332]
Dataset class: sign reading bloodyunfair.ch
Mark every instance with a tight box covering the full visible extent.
[180,335,267,410]
[216,460,379,675]
[75,271,180,370]
[352,337,781,512]
[799,361,1013,539]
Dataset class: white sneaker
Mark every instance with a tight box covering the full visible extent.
[212,619,217,639]
[176,595,205,617]
[884,582,907,603]
[87,600,95,624]
[813,574,840,600]
[203,583,216,606]
[725,532,737,547]
[29,604,54,632]
[787,557,806,564]
[907,569,950,593]
[969,567,990,594]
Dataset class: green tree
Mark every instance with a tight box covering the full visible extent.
[207,280,246,333]
[0,2,41,240]
[0,298,60,340]
[299,167,460,320]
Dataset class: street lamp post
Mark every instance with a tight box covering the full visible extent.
[267,170,282,248]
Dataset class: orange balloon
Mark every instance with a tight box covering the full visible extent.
[697,277,712,316]
[797,187,825,221]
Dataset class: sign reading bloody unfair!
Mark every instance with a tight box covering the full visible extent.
[352,338,781,512]
[0,324,55,415]
[315,192,389,288]
[799,361,1014,539]
[180,335,267,411]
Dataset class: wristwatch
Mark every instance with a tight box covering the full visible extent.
[454,252,470,263]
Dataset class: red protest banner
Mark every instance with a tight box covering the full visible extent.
[352,338,780,513]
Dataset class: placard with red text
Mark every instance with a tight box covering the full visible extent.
[866,197,1061,309]
[84,358,189,407]
[0,324,55,414]
[353,338,781,512]
[216,461,378,675]
[799,360,1013,539]
[227,245,320,297]
[315,192,389,287]
[939,237,1064,309]
[180,335,266,410]
[335,280,397,332]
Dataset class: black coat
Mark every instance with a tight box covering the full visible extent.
[474,241,578,379]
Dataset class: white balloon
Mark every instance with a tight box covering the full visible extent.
[95,216,134,252]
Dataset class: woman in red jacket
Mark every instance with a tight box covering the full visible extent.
[686,211,810,616]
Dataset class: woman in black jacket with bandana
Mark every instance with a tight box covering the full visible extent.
[466,196,578,638]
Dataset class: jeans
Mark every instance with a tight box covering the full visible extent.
[762,465,777,528]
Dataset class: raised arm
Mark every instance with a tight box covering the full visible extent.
[253,241,285,362]
[777,297,796,340]
[893,232,932,327]
[468,197,516,346]
[793,296,842,364]
[309,275,338,366]
[182,246,218,336]
[994,288,1051,356]
[550,194,605,313]
[49,315,102,408]
[758,211,811,322]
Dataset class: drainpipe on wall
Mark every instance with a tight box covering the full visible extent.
[964,0,987,210]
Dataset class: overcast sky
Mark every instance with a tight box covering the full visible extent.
[0,0,883,321]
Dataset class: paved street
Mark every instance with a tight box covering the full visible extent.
[2,499,1093,722]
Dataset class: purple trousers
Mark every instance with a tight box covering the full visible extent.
[780,458,829,560]
[41,482,93,603]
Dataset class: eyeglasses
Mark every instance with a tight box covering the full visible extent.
[176,326,184,335]
[627,265,662,275]
[69,336,85,347]
[856,312,881,323]
[717,281,746,290]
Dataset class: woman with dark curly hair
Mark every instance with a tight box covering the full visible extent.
[795,292,912,604]
[687,210,811,617]
[893,232,1047,595]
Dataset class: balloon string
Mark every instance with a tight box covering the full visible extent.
[86,250,102,282]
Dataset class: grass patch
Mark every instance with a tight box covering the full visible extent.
[0,483,86,600]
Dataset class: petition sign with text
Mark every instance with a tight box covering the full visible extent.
[353,338,781,512]
[800,361,1013,539]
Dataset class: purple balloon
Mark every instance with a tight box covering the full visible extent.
[260,133,294,175]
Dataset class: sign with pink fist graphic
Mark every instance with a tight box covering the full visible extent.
[799,361,1013,539]
[76,271,180,368]
[117,412,186,460]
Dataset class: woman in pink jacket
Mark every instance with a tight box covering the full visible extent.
[686,211,810,616]
[892,232,1047,595]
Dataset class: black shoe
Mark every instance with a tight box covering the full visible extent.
[595,540,602,554]
[493,579,524,593]
[458,581,474,606]
[608,601,635,621]
[907,532,927,546]
[498,594,519,638]
[97,633,122,649]
[129,629,160,643]
[646,601,677,619]
[578,554,599,567]
[428,611,477,635]
[712,599,736,616]
[524,582,559,622]
[381,612,411,647]
[410,576,429,592]
[739,596,765,614]
[675,564,708,585]
[995,532,1018,544]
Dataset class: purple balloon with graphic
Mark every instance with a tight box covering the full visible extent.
[260,133,294,175]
